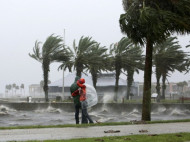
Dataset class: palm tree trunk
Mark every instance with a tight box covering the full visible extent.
[91,69,97,89]
[155,68,161,102]
[76,70,81,78]
[114,67,120,102]
[76,62,83,78]
[126,69,134,100]
[43,59,50,102]
[142,37,153,121]
[161,74,166,100]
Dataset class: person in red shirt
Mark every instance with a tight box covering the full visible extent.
[77,78,94,124]
[70,76,87,124]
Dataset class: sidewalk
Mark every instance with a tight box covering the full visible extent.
[0,122,190,141]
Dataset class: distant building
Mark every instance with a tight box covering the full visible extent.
[138,82,177,97]
[137,82,190,99]
[29,75,190,101]
[48,73,139,102]
[29,84,44,97]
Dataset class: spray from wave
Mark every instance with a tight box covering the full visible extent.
[169,108,190,116]
[34,106,62,113]
[0,105,16,115]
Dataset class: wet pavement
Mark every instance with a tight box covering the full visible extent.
[0,122,190,141]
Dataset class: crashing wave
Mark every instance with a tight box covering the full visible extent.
[169,108,190,116]
[35,106,62,113]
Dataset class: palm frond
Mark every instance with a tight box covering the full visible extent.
[29,41,43,63]
[153,36,189,79]
[42,34,63,57]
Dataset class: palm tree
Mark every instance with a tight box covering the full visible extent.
[12,83,16,95]
[59,36,97,78]
[110,37,133,101]
[15,86,19,95]
[122,45,144,100]
[8,84,12,95]
[120,0,190,121]
[20,84,24,96]
[29,34,63,102]
[58,37,108,89]
[85,43,109,89]
[5,85,9,95]
[39,80,51,91]
[73,36,97,77]
[57,36,98,80]
[154,37,176,102]
[155,61,162,102]
[55,46,74,73]
[154,37,189,101]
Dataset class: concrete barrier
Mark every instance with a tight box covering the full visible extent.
[0,103,189,112]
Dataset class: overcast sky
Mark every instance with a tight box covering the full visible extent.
[0,0,190,94]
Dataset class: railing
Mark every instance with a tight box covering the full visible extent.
[179,97,190,103]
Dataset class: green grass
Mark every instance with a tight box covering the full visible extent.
[2,119,190,130]
[23,133,190,142]
[160,99,190,103]
[123,99,143,103]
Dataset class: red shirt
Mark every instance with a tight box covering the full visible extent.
[71,89,79,97]
[77,80,86,101]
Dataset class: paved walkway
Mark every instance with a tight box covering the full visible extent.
[0,122,190,141]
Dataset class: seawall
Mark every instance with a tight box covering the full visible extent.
[0,103,189,112]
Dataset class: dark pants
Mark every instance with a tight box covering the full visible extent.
[75,104,88,124]
[81,101,93,123]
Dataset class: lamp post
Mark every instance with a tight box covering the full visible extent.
[62,29,65,100]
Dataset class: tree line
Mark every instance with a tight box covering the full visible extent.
[5,83,25,95]
[29,35,189,102]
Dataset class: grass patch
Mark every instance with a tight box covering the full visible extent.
[23,133,190,142]
[147,119,190,124]
[1,119,190,130]
[162,100,190,103]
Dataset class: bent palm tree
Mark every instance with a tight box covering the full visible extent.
[86,44,109,89]
[57,36,98,89]
[110,37,133,101]
[20,84,24,96]
[154,37,189,101]
[122,45,144,100]
[29,34,63,102]
[68,36,97,77]
[55,46,74,73]
[154,37,175,102]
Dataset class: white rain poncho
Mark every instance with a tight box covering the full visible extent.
[85,84,98,108]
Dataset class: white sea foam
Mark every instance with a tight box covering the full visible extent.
[126,108,140,117]
[97,117,114,122]
[151,106,167,115]
[0,105,16,112]
[102,94,113,103]
[169,108,188,116]
[35,106,62,113]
